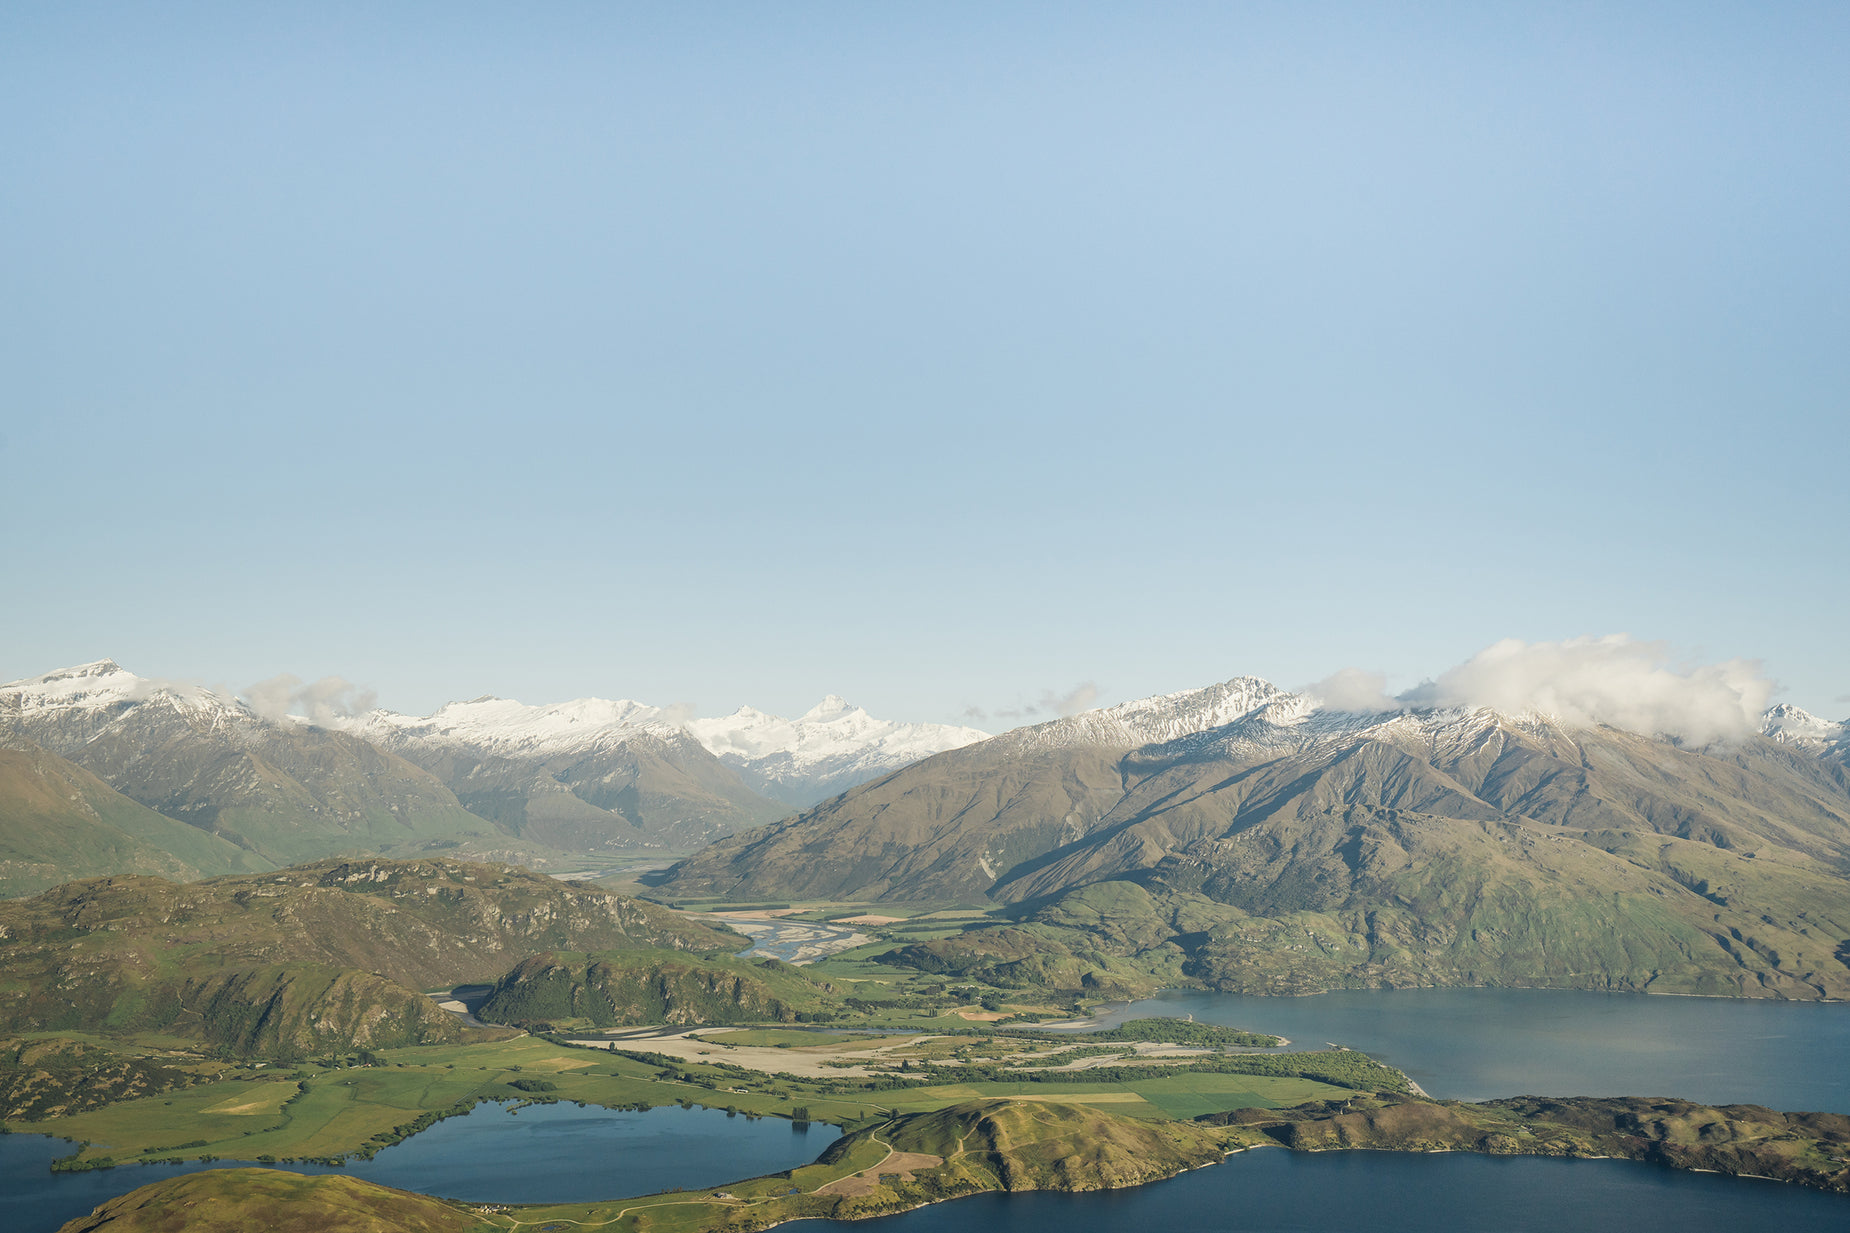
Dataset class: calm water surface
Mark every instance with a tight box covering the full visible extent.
[801,1148,1850,1233]
[0,1100,834,1233]
[7,991,1848,1232]
[1099,988,1850,1111]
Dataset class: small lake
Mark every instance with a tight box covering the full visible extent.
[1094,988,1850,1112]
[800,1147,1850,1233]
[0,1100,835,1233]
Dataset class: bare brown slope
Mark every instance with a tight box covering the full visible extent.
[655,742,1132,903]
[665,712,1850,998]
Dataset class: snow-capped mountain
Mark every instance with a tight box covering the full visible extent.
[344,696,783,852]
[685,696,990,806]
[1760,703,1848,754]
[0,659,251,747]
[992,676,1291,755]
[350,694,677,759]
[352,691,990,811]
[656,669,1850,908]
[0,661,508,865]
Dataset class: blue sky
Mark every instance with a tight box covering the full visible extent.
[4,2,1846,724]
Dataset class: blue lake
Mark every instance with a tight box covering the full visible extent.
[6,989,1848,1232]
[0,1100,835,1233]
[801,1146,1850,1233]
[1096,988,1850,1111]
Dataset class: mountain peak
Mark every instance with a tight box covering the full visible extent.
[997,675,1289,753]
[801,695,856,721]
[1760,703,1846,749]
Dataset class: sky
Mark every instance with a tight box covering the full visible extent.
[4,2,1847,726]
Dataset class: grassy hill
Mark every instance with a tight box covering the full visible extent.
[886,865,1850,1000]
[0,858,741,1056]
[849,1098,1228,1191]
[477,948,839,1029]
[55,1169,488,1233]
[1217,1090,1850,1192]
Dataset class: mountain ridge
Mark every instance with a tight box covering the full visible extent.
[655,672,1850,999]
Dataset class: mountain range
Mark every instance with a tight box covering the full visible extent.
[0,660,987,895]
[685,696,990,805]
[655,677,1850,999]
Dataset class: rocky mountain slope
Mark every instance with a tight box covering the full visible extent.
[0,662,990,888]
[0,662,516,868]
[657,679,1850,999]
[350,695,787,852]
[651,677,1325,903]
[0,742,265,896]
[1762,702,1850,765]
[0,857,740,1056]
[355,691,986,829]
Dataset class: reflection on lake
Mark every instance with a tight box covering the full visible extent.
[0,1100,836,1233]
[1097,988,1850,1112]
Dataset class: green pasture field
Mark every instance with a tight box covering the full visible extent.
[877,1071,1348,1120]
[13,1019,1356,1175]
[18,1035,884,1167]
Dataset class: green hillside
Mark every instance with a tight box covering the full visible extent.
[0,745,267,897]
[662,716,1850,999]
[0,858,741,1056]
[55,1169,487,1233]
[478,948,839,1029]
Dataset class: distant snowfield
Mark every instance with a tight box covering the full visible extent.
[344,692,991,808]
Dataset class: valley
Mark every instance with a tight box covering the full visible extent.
[4,666,1850,1231]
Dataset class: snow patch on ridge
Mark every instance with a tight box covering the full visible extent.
[994,676,1289,754]
[342,689,989,807]
[1760,703,1848,752]
[351,694,675,758]
[687,699,990,805]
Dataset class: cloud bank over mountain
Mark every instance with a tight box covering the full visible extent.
[1309,635,1776,746]
[242,674,379,725]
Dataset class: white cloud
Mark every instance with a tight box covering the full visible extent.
[1040,682,1100,717]
[241,673,378,725]
[241,673,300,722]
[1304,667,1399,714]
[1391,635,1773,745]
